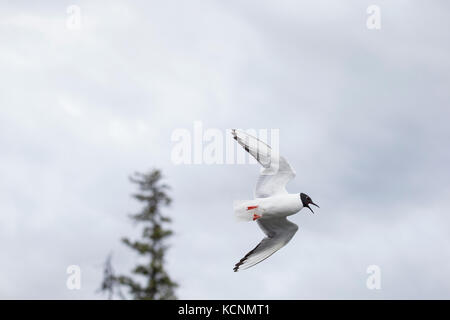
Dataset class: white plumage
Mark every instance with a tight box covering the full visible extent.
[231,129,318,272]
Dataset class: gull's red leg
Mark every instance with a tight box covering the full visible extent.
[253,214,261,221]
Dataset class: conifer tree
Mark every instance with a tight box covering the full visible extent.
[99,169,177,300]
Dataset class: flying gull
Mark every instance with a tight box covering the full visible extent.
[231,129,319,272]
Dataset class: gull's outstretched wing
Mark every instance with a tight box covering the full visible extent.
[231,129,296,198]
[233,217,299,272]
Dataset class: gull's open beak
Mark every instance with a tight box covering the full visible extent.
[307,202,319,214]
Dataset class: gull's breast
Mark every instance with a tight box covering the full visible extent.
[259,194,302,218]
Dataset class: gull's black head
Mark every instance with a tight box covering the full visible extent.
[300,193,320,214]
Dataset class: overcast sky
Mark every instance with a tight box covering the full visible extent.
[1,0,450,299]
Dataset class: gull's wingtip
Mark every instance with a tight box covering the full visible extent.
[231,129,238,139]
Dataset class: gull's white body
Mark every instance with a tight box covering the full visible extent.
[231,129,309,272]
[255,194,303,218]
[234,194,303,220]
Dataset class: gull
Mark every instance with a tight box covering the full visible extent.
[231,129,319,272]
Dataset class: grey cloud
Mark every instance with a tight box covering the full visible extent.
[1,0,449,299]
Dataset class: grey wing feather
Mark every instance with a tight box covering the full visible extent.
[233,217,299,272]
[231,129,296,198]
[255,156,296,198]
